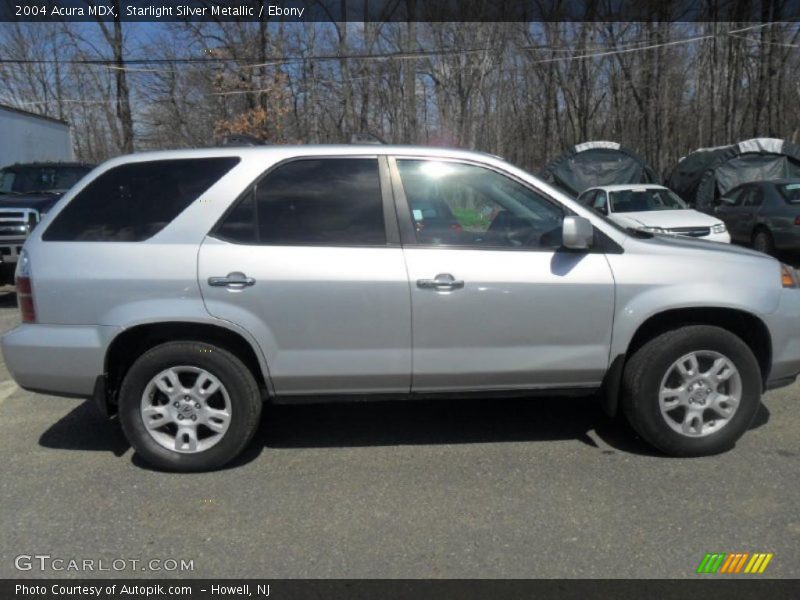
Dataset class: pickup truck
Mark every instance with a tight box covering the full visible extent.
[0,162,93,284]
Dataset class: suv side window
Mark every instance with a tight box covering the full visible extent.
[396,159,564,249]
[215,158,386,246]
[43,158,239,242]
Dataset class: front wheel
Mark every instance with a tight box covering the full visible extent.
[118,341,262,471]
[622,325,761,456]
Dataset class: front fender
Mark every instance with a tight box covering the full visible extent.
[606,251,780,360]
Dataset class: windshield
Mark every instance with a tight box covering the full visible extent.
[609,188,687,213]
[778,182,800,204]
[0,165,90,194]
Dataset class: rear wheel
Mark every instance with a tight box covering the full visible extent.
[622,325,761,456]
[118,341,262,471]
[752,228,775,255]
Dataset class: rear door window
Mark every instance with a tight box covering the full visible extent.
[778,183,800,204]
[214,158,386,246]
[43,158,239,242]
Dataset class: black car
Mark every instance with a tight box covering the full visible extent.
[0,162,94,284]
[713,178,800,255]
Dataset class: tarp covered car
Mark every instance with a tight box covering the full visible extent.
[540,141,659,196]
[668,138,800,210]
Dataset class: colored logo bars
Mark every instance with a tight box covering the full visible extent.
[697,553,774,574]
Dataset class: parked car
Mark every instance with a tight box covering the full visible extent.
[0,162,93,284]
[577,184,730,243]
[3,146,800,471]
[712,179,800,255]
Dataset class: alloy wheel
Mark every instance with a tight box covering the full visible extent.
[658,350,742,438]
[140,366,232,453]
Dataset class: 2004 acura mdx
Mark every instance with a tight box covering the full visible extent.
[3,146,800,471]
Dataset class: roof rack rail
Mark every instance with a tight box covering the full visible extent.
[221,133,266,147]
[350,133,386,145]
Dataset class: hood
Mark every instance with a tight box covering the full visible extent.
[632,228,769,260]
[610,209,722,229]
[0,192,62,213]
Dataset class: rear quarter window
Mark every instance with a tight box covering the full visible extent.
[43,157,240,242]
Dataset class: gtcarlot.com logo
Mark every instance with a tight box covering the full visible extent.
[696,552,774,574]
[14,554,194,573]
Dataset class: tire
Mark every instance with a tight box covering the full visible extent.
[118,341,262,472]
[752,228,775,255]
[622,325,761,457]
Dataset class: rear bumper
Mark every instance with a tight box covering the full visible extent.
[1,323,120,397]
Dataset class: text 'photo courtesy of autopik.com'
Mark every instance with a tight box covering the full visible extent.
[1,0,800,598]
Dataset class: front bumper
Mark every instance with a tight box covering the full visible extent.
[0,238,25,263]
[1,323,120,397]
[706,230,732,244]
[764,289,800,389]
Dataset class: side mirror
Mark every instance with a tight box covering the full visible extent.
[562,216,593,250]
[595,205,608,216]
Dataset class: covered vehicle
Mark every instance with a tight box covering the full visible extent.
[668,138,800,212]
[540,141,659,196]
[577,184,730,243]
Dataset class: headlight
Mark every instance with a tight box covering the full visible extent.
[781,264,800,289]
[712,223,727,234]
[642,226,665,234]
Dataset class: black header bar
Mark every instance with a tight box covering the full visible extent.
[2,0,800,23]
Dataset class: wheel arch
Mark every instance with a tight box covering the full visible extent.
[751,223,772,240]
[601,307,771,416]
[102,320,272,416]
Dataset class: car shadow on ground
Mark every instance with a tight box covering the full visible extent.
[39,394,772,471]
[39,400,130,457]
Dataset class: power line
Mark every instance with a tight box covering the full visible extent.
[0,22,789,74]
[0,22,793,108]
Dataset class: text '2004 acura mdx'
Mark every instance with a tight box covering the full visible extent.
[3,146,800,471]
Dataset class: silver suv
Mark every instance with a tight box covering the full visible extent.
[3,146,800,471]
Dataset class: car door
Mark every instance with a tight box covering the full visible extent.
[198,156,412,396]
[715,186,747,242]
[740,185,764,238]
[389,157,616,392]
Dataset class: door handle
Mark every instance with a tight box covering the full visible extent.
[208,272,256,288]
[417,273,464,291]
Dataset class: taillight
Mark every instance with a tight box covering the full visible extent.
[794,216,800,226]
[16,251,35,323]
